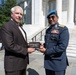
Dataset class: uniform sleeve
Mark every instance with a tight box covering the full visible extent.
[45,27,69,55]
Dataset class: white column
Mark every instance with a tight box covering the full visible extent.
[32,0,40,25]
[32,0,35,24]
[39,0,45,25]
[67,0,74,28]
[24,1,27,14]
[56,0,62,24]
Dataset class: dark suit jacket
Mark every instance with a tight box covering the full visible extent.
[1,20,29,72]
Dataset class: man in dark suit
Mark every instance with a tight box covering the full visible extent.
[1,6,35,75]
[39,10,69,75]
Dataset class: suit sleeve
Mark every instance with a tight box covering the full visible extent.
[1,24,28,56]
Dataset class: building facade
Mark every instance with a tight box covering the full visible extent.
[0,0,76,28]
[0,0,75,39]
[23,0,76,28]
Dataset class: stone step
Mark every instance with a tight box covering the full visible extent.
[67,49,76,54]
[65,26,76,58]
[67,43,76,57]
[67,47,76,50]
[67,53,76,58]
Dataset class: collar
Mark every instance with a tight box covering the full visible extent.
[50,22,59,29]
[11,19,21,27]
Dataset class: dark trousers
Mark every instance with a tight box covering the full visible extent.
[45,69,65,75]
[5,69,26,75]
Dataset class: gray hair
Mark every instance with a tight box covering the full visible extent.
[11,6,23,13]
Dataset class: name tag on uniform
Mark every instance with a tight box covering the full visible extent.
[51,29,59,34]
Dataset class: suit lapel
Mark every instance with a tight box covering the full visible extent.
[20,26,27,41]
[10,20,27,42]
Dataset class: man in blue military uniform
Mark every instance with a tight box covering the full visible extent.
[39,10,69,75]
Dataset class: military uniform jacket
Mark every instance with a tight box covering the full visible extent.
[1,20,29,72]
[44,23,69,71]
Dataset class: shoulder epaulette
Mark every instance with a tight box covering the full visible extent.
[59,24,65,28]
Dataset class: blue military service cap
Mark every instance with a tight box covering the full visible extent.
[47,10,58,18]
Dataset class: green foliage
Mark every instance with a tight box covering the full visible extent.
[0,0,17,28]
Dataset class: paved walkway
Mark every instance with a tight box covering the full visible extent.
[27,52,76,75]
[0,50,4,75]
[0,50,76,75]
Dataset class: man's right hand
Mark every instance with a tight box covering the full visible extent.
[28,48,35,53]
[39,43,46,53]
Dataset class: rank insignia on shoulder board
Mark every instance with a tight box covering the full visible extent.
[51,29,59,34]
[59,24,65,27]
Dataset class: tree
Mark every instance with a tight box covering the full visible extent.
[0,0,17,28]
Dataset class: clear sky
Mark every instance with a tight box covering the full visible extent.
[0,0,1,4]
[0,0,6,4]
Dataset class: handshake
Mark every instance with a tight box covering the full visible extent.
[28,42,41,50]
